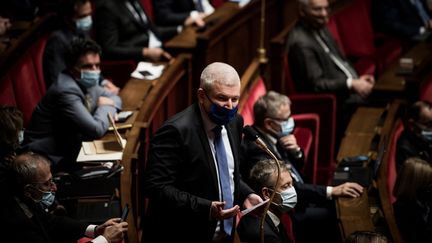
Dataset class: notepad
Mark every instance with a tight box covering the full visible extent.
[240,199,270,216]
[76,113,126,162]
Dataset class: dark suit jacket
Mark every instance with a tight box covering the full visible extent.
[0,196,88,243]
[372,0,431,39]
[143,103,254,243]
[94,0,177,60]
[287,21,354,96]
[241,126,328,207]
[237,213,292,243]
[23,72,121,166]
[153,0,197,26]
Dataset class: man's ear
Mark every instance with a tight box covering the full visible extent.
[261,187,271,200]
[197,88,205,105]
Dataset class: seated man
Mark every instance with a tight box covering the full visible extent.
[0,152,128,242]
[372,0,432,41]
[396,100,432,171]
[152,0,214,29]
[237,159,296,243]
[241,91,363,243]
[43,0,119,93]
[23,38,122,172]
[94,0,176,61]
[287,0,375,132]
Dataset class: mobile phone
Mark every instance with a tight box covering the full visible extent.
[121,204,129,222]
[117,111,133,123]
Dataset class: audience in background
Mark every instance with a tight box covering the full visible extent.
[237,159,295,243]
[143,62,262,243]
[94,0,176,61]
[344,231,388,243]
[43,0,119,94]
[286,0,375,135]
[372,0,432,41]
[396,100,432,171]
[241,91,363,243]
[153,0,214,29]
[23,38,122,172]
[0,152,128,243]
[393,157,432,243]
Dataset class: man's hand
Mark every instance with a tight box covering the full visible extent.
[278,134,300,153]
[95,218,121,236]
[142,47,172,61]
[210,201,240,220]
[98,96,115,107]
[103,80,120,95]
[184,13,207,27]
[351,74,375,98]
[331,182,363,198]
[102,221,128,243]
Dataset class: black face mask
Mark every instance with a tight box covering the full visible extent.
[204,91,238,126]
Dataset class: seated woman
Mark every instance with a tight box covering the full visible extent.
[393,157,432,243]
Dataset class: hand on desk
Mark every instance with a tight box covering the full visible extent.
[184,13,207,27]
[332,182,363,198]
[211,201,240,220]
[142,47,172,62]
[352,75,375,98]
[96,218,128,243]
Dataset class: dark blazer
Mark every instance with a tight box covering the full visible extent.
[152,0,197,26]
[23,72,121,166]
[372,0,431,39]
[0,196,88,243]
[287,21,354,96]
[237,214,292,243]
[94,0,177,60]
[241,126,328,207]
[143,103,254,243]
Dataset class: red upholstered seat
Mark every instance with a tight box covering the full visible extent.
[332,0,401,75]
[240,77,266,127]
[140,0,154,20]
[30,33,49,95]
[280,213,296,243]
[420,74,432,103]
[0,75,16,106]
[211,0,226,8]
[101,60,136,89]
[387,120,404,204]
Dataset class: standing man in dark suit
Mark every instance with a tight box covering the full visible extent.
[94,0,176,61]
[0,152,128,243]
[287,0,375,134]
[241,91,363,243]
[237,159,296,243]
[23,38,122,172]
[143,62,262,243]
[153,0,214,28]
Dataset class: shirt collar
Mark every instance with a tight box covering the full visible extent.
[267,210,281,227]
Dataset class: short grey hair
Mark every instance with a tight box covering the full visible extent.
[12,152,51,189]
[200,62,240,94]
[253,91,291,127]
[249,159,291,194]
[297,0,310,7]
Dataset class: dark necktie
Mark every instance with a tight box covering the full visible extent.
[276,143,304,184]
[213,125,233,235]
[196,0,204,12]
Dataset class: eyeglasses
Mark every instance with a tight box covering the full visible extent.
[32,178,55,188]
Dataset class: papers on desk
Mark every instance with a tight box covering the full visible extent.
[77,113,126,162]
[229,0,250,7]
[239,199,269,217]
[131,62,166,80]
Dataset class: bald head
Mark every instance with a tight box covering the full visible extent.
[200,62,240,94]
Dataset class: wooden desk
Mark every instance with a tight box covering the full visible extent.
[335,100,402,241]
[166,0,287,93]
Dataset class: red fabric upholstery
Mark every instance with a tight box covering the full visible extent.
[280,213,296,243]
[240,78,267,127]
[332,0,401,75]
[420,74,432,103]
[0,75,16,106]
[211,0,226,8]
[387,121,404,204]
[326,16,346,56]
[140,0,154,20]
[101,60,136,89]
[30,33,49,95]
[292,113,320,184]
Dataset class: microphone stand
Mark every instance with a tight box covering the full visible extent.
[255,142,281,243]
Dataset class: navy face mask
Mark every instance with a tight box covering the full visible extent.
[204,91,238,126]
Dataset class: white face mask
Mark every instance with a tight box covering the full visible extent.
[279,117,295,137]
[421,130,432,142]
[75,15,92,31]
[271,186,297,212]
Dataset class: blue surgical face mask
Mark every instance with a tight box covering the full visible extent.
[39,191,56,207]
[75,15,92,32]
[77,70,100,88]
[421,130,432,142]
[279,117,295,137]
[204,91,238,126]
[271,187,297,212]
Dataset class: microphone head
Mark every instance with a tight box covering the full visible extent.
[243,125,259,140]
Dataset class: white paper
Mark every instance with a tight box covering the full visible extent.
[240,199,270,216]
[131,62,165,80]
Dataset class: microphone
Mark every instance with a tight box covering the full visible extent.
[242,125,281,243]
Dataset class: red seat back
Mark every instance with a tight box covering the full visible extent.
[281,213,296,243]
[0,75,16,106]
[420,74,432,103]
[240,77,267,127]
[387,120,404,204]
[140,0,154,20]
